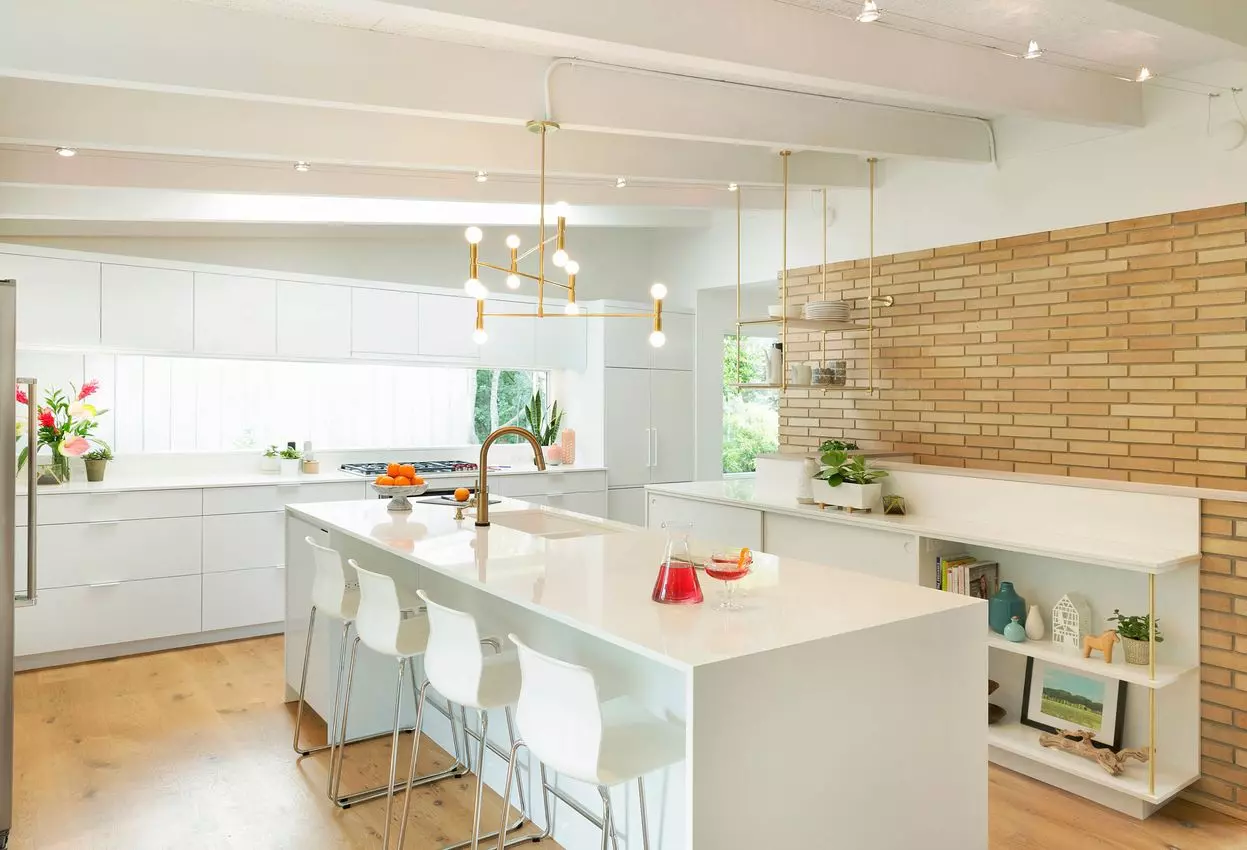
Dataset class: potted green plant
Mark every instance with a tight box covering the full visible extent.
[1107,609,1164,666]
[260,445,280,474]
[278,445,302,477]
[83,443,113,482]
[522,389,566,465]
[819,439,860,453]
[811,449,889,511]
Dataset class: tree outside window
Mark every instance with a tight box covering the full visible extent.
[472,370,547,443]
[722,336,778,473]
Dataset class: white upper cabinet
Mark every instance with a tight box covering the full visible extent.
[1,253,101,347]
[477,297,536,366]
[276,281,351,359]
[351,287,421,356]
[649,368,696,484]
[101,264,194,352]
[418,293,480,360]
[537,314,588,371]
[652,311,695,371]
[194,273,277,356]
[603,307,653,369]
[604,367,652,488]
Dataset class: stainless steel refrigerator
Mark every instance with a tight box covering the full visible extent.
[0,278,38,850]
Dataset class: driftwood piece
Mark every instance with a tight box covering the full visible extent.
[1038,728,1149,776]
[1082,629,1120,664]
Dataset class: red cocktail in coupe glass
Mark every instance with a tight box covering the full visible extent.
[707,548,752,611]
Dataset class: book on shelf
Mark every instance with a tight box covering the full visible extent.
[937,554,976,593]
[936,555,999,598]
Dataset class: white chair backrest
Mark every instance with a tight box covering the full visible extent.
[510,633,603,781]
[417,589,484,706]
[349,559,405,656]
[306,536,355,618]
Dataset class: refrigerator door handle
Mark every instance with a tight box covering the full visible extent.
[16,377,36,607]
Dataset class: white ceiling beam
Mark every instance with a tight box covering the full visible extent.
[381,0,1143,126]
[1100,0,1247,51]
[1,0,990,162]
[0,77,868,189]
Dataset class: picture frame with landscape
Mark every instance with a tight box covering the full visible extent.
[1020,658,1127,752]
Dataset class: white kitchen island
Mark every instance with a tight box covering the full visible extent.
[285,497,985,850]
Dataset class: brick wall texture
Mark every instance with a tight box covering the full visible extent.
[776,202,1247,815]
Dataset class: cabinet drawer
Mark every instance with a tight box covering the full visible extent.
[203,566,285,631]
[31,488,202,525]
[37,517,202,589]
[201,482,364,515]
[542,489,608,518]
[16,575,201,656]
[488,470,608,498]
[203,512,283,573]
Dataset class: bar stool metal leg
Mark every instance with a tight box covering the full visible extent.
[494,740,556,850]
[291,605,320,755]
[381,658,409,850]
[469,710,490,850]
[597,787,612,850]
[637,777,651,850]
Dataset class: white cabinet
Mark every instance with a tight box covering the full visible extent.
[201,481,365,515]
[418,293,480,360]
[1,253,101,347]
[603,307,693,370]
[653,311,695,371]
[646,492,763,551]
[101,264,194,352]
[277,281,352,359]
[607,487,646,526]
[202,512,284,573]
[34,488,202,525]
[36,517,202,589]
[536,314,587,371]
[351,287,421,356]
[477,298,536,366]
[605,367,695,488]
[194,273,276,355]
[762,513,920,584]
[541,489,608,518]
[203,566,285,631]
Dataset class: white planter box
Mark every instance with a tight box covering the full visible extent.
[259,456,279,474]
[279,458,301,477]
[810,479,882,511]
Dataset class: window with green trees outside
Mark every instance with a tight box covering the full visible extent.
[722,335,779,473]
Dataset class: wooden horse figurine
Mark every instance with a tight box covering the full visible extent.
[1082,629,1119,663]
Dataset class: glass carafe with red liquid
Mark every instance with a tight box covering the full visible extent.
[652,521,703,605]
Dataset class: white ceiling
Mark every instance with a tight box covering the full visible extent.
[779,0,1246,76]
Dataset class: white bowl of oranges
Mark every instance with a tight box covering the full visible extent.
[371,463,429,512]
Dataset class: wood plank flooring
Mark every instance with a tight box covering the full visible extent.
[10,637,1245,849]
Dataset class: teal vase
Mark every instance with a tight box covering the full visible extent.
[1003,615,1027,643]
[989,581,1026,634]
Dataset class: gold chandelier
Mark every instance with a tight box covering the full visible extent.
[464,120,668,348]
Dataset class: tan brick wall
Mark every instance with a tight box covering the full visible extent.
[776,202,1247,814]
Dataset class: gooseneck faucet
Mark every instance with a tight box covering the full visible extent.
[476,426,546,527]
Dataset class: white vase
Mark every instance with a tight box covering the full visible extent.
[1025,604,1045,640]
[260,456,279,474]
[279,458,301,477]
[809,479,882,511]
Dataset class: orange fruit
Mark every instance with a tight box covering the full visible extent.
[453,487,470,502]
[412,475,425,486]
[376,474,396,486]
[387,463,401,477]
[394,475,411,487]
[398,464,416,480]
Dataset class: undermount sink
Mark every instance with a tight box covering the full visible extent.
[489,509,615,539]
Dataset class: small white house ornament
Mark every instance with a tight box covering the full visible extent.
[1052,593,1091,651]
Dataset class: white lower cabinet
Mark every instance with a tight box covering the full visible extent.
[607,487,647,526]
[203,512,284,572]
[646,492,763,551]
[537,489,607,518]
[16,575,202,657]
[203,567,286,631]
[37,517,202,588]
[761,513,919,584]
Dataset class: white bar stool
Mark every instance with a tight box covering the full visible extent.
[396,590,551,850]
[332,560,469,823]
[495,635,686,850]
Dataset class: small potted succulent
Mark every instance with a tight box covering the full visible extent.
[83,443,113,482]
[1107,609,1164,666]
[260,445,280,474]
[811,449,889,511]
[279,445,303,477]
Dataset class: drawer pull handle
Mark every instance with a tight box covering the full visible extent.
[89,581,122,588]
[90,521,120,528]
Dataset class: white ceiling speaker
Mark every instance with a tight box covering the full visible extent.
[1211,119,1247,152]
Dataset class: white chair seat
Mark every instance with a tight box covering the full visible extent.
[581,697,685,787]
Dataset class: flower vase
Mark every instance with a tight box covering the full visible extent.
[37,450,71,485]
[1024,604,1045,640]
[988,581,1027,634]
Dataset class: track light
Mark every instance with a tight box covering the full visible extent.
[1023,40,1044,60]
[728,182,739,192]
[1135,66,1153,83]
[855,1,881,23]
[475,170,488,183]
[55,147,77,158]
[615,177,627,188]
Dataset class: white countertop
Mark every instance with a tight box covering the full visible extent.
[18,464,604,495]
[646,479,1200,573]
[287,497,977,671]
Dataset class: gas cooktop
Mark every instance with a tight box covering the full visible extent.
[340,460,480,477]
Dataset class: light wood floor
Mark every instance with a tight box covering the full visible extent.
[11,637,1245,849]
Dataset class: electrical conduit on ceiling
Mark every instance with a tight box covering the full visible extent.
[542,57,997,166]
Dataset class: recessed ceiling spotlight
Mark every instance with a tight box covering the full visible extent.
[728,182,739,192]
[55,147,77,158]
[1135,66,1153,83]
[855,1,881,23]
[475,170,488,183]
[615,177,627,188]
[1023,40,1044,60]
[293,161,311,172]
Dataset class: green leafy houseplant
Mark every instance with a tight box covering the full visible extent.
[522,389,565,447]
[83,445,113,462]
[819,439,860,453]
[279,446,303,460]
[263,445,280,459]
[1107,609,1163,643]
[813,449,889,487]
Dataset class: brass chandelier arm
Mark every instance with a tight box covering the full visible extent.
[476,261,571,289]
[515,235,560,263]
[483,311,657,319]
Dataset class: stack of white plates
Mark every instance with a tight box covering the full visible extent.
[802,300,851,321]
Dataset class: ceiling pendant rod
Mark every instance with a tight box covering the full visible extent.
[780,150,790,391]
[538,122,547,318]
